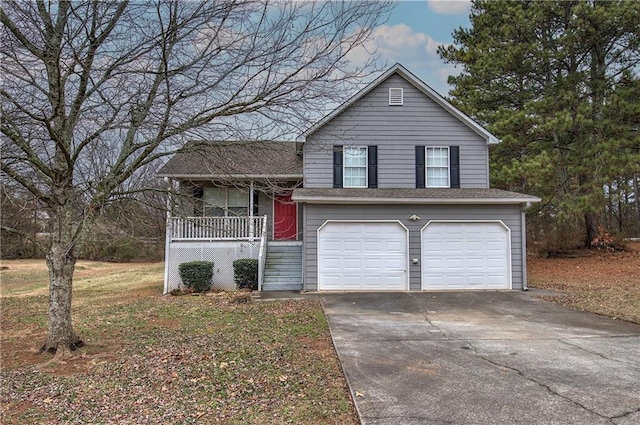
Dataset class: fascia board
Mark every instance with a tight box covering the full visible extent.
[291,196,542,205]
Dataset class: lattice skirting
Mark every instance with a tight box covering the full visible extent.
[166,241,260,292]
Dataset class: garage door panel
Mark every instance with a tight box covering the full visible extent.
[323,241,341,253]
[385,257,406,270]
[364,240,382,252]
[322,257,341,269]
[344,241,361,252]
[422,222,510,290]
[318,222,408,291]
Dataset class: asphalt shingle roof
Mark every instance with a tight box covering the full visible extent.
[292,188,541,204]
[157,141,303,178]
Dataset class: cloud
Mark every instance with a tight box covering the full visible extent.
[427,0,471,16]
[347,23,460,96]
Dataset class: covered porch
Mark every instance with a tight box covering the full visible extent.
[157,140,304,292]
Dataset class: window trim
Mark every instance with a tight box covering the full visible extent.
[425,146,450,188]
[343,146,368,188]
[203,187,249,217]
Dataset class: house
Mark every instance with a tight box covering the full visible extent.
[158,63,540,293]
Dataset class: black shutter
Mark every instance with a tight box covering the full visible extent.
[450,146,460,188]
[368,145,378,188]
[415,146,425,188]
[333,145,343,188]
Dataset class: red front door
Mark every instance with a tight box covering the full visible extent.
[274,192,297,240]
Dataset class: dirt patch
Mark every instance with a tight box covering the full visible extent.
[296,335,335,359]
[528,242,640,324]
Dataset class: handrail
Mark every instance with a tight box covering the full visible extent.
[257,215,268,291]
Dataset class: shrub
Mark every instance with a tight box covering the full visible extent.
[233,258,258,290]
[178,261,214,292]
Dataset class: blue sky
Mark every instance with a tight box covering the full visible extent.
[352,0,472,97]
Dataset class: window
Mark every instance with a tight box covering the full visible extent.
[343,146,368,188]
[426,147,450,188]
[203,188,249,216]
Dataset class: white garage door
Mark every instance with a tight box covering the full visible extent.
[318,221,408,291]
[422,221,511,290]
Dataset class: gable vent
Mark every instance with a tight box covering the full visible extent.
[389,88,403,106]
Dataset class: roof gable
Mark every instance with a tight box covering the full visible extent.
[301,63,499,145]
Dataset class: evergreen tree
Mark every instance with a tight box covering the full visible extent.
[439,0,640,248]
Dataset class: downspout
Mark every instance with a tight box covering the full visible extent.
[521,202,530,291]
[163,177,172,294]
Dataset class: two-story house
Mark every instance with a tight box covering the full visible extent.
[158,64,540,293]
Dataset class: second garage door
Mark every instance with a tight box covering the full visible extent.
[318,221,408,291]
[422,221,511,290]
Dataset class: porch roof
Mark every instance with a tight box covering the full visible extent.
[292,188,541,205]
[157,141,303,180]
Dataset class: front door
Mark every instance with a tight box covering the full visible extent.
[274,192,297,240]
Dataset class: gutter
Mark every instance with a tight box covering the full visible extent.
[156,174,303,180]
[292,196,542,205]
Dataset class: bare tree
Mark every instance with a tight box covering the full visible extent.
[0,0,392,358]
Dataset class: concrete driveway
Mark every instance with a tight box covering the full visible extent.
[321,291,640,425]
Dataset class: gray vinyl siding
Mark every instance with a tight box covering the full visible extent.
[304,73,489,189]
[302,204,524,291]
[256,191,274,239]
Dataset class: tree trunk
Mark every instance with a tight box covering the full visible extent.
[634,173,640,230]
[584,211,599,248]
[40,212,84,355]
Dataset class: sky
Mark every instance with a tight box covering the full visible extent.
[359,0,473,97]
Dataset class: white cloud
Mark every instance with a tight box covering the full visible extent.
[347,23,460,96]
[427,0,471,16]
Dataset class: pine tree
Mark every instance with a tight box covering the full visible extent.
[439,0,640,248]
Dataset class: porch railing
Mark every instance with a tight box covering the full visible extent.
[170,216,266,241]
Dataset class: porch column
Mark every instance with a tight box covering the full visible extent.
[249,180,255,241]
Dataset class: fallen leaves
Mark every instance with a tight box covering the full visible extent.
[529,245,640,324]
[1,296,358,424]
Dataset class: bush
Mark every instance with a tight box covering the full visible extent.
[233,258,258,290]
[178,261,214,292]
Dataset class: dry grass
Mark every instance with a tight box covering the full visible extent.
[0,260,357,425]
[528,242,640,324]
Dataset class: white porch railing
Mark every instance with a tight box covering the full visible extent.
[170,216,266,241]
[257,215,268,291]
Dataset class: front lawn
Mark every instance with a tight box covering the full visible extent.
[0,260,357,424]
[528,242,640,324]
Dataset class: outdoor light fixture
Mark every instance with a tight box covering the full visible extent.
[409,214,420,221]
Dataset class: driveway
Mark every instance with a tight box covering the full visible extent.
[321,291,640,425]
